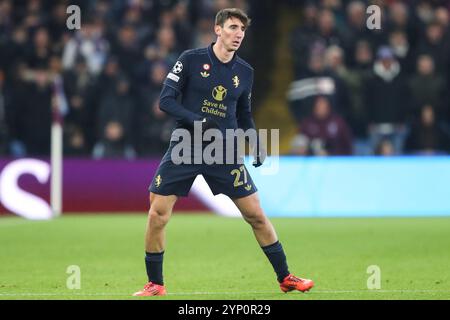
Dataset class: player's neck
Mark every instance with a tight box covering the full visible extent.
[212,42,235,64]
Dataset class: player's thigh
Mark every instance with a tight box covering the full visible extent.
[232,192,265,220]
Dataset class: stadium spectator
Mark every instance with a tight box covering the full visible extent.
[341,40,373,141]
[192,16,216,48]
[95,56,122,98]
[388,30,414,75]
[1,0,450,159]
[63,56,97,152]
[289,2,319,77]
[143,26,179,69]
[374,139,395,156]
[290,7,346,79]
[364,46,409,154]
[137,97,175,156]
[9,67,52,156]
[341,1,371,65]
[287,2,450,156]
[324,44,346,74]
[415,21,450,80]
[408,54,447,121]
[120,6,154,45]
[137,61,174,156]
[0,0,13,37]
[62,18,109,76]
[1,25,28,76]
[415,1,437,26]
[315,9,344,50]
[21,0,46,30]
[111,24,143,81]
[324,44,371,143]
[92,120,136,159]
[63,123,89,157]
[404,105,450,155]
[0,0,209,158]
[300,96,353,156]
[47,2,71,43]
[26,27,53,69]
[172,1,194,50]
[320,0,346,26]
[386,2,416,48]
[288,44,351,122]
[435,6,450,30]
[292,9,342,79]
[96,76,136,153]
[91,0,115,24]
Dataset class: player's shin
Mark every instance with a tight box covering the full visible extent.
[261,241,291,283]
[145,251,165,285]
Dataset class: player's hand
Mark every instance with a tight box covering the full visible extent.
[253,143,267,168]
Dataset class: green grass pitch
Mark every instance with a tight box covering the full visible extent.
[0,214,449,300]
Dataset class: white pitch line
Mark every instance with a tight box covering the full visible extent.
[1,290,450,297]
[169,290,450,295]
[312,290,450,294]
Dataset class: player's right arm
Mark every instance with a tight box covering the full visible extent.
[236,71,266,167]
[159,51,203,127]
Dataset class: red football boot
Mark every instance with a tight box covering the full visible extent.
[279,274,314,293]
[133,282,167,296]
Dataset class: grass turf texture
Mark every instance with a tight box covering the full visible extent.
[0,214,449,300]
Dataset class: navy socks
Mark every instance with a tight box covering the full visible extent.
[261,241,290,283]
[145,242,289,285]
[145,251,164,285]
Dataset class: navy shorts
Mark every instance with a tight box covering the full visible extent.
[149,142,258,198]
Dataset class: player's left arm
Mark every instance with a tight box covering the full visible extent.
[236,72,266,167]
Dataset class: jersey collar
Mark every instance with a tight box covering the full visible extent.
[207,42,237,69]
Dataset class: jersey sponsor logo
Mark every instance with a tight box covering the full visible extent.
[172,61,183,74]
[155,175,162,188]
[167,72,180,82]
[245,184,252,191]
[203,64,210,71]
[201,99,227,118]
[212,85,227,101]
[232,75,240,88]
[200,71,210,78]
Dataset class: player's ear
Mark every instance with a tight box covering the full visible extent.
[214,24,221,37]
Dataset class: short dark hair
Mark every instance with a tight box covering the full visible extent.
[215,8,251,28]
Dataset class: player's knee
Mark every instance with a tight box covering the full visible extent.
[241,200,266,228]
[243,211,267,229]
[148,208,170,228]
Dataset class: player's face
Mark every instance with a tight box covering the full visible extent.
[216,17,246,52]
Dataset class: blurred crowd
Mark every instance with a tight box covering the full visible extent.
[288,0,450,156]
[0,0,248,158]
[1,0,449,159]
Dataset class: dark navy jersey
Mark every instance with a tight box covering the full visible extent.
[159,43,256,138]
